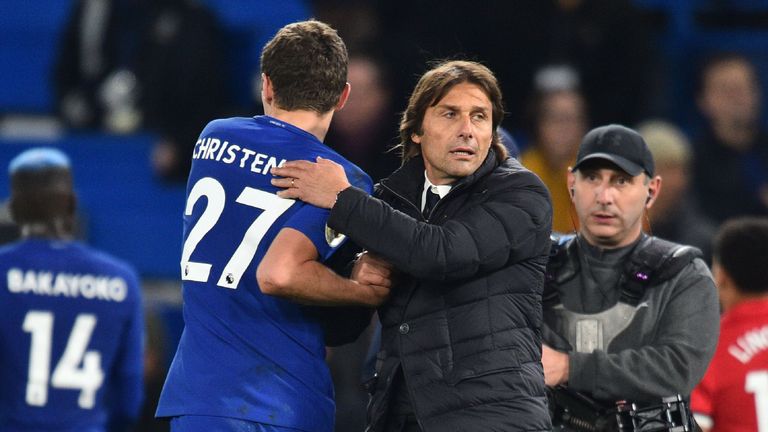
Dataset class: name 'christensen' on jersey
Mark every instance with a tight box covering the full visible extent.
[7,268,128,302]
[192,136,286,175]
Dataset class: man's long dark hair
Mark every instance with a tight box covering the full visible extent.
[395,60,508,165]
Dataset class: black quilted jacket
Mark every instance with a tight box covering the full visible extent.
[327,150,553,432]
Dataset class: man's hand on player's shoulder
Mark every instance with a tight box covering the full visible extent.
[271,157,351,208]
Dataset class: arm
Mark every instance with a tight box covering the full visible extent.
[568,260,720,403]
[257,227,390,307]
[329,182,550,281]
[303,253,395,346]
[272,159,552,281]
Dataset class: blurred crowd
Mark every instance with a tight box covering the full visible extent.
[2,0,768,431]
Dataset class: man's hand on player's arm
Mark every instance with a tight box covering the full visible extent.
[257,228,390,307]
[350,252,395,306]
[542,344,570,387]
[271,157,351,209]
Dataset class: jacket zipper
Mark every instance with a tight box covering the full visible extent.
[379,182,426,220]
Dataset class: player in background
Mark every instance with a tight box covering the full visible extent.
[155,20,390,432]
[692,217,768,432]
[0,148,144,431]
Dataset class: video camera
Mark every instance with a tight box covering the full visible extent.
[548,387,698,432]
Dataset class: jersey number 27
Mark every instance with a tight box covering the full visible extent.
[180,177,294,289]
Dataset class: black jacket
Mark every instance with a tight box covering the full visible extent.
[327,150,553,431]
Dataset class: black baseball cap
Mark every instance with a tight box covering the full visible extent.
[571,124,655,177]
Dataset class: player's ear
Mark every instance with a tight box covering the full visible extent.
[262,73,275,104]
[335,83,351,111]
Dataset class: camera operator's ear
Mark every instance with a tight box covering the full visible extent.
[567,170,576,200]
[645,176,662,209]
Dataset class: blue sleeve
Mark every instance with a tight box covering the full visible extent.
[282,157,372,261]
[111,271,145,423]
[283,204,338,261]
[345,166,374,195]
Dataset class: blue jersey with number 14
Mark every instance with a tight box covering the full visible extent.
[0,239,144,432]
[156,116,373,432]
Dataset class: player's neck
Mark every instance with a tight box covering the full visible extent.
[266,107,334,142]
[20,220,72,240]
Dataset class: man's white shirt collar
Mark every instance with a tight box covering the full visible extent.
[421,172,452,212]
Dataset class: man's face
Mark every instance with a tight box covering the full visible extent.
[335,58,389,134]
[538,91,587,166]
[413,82,493,185]
[700,60,760,129]
[568,161,660,248]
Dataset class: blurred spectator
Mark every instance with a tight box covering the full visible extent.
[520,84,588,233]
[539,0,655,126]
[54,0,137,131]
[498,126,521,158]
[324,54,399,182]
[53,0,227,181]
[373,0,655,131]
[313,0,379,54]
[638,119,717,262]
[693,52,768,223]
[691,217,768,432]
[137,0,227,181]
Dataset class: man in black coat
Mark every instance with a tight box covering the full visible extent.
[273,60,553,432]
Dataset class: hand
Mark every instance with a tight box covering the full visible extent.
[271,157,352,209]
[351,252,394,307]
[542,344,570,386]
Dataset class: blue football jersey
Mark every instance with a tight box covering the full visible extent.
[0,239,144,432]
[156,116,373,432]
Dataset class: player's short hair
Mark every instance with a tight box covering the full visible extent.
[260,20,348,113]
[9,148,75,225]
[714,217,768,294]
[396,60,507,165]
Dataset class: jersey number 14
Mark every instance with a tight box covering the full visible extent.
[23,311,104,409]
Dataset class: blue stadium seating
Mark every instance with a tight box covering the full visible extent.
[0,1,73,113]
[0,0,309,114]
[0,133,186,278]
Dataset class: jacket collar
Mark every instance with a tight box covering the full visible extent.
[380,148,500,206]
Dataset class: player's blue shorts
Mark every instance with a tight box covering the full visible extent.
[170,415,306,432]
